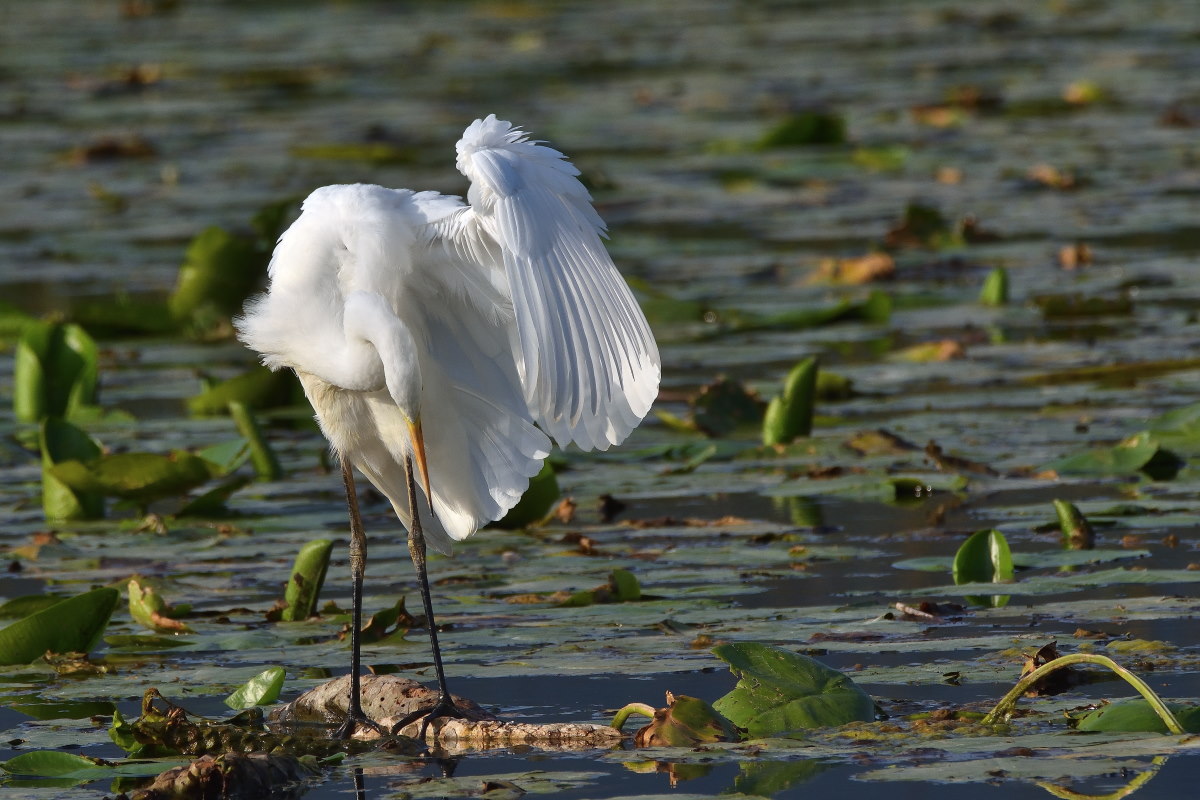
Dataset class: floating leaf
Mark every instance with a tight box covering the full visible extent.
[1034,292,1132,319]
[128,578,193,634]
[1076,698,1200,733]
[1045,431,1181,478]
[277,539,333,622]
[755,110,847,148]
[177,475,253,518]
[884,203,961,249]
[225,666,286,709]
[979,266,1009,306]
[0,587,119,665]
[890,339,965,362]
[52,450,220,507]
[0,751,111,778]
[712,642,875,737]
[809,252,895,285]
[559,569,643,607]
[105,634,190,650]
[693,377,765,437]
[14,320,98,422]
[39,417,105,521]
[196,439,252,475]
[493,462,559,529]
[763,356,818,446]
[359,597,415,642]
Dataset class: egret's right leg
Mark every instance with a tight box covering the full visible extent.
[334,459,386,740]
[390,455,467,743]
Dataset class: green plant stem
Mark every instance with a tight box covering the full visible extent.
[982,654,1184,734]
[610,703,657,730]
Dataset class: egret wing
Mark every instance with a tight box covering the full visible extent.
[452,116,660,451]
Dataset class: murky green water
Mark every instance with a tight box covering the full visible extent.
[3,0,1200,797]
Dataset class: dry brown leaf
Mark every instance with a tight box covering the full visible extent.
[809,252,895,285]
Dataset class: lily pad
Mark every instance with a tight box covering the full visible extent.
[39,417,105,521]
[762,357,818,446]
[711,642,876,737]
[0,587,119,665]
[13,320,98,423]
[276,539,333,622]
[51,450,221,508]
[224,666,286,709]
[1076,698,1200,733]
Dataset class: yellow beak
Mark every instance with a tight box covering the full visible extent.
[407,417,432,502]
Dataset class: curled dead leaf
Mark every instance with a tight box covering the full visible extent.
[809,252,894,285]
[631,692,739,747]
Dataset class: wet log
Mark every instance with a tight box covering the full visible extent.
[270,674,622,750]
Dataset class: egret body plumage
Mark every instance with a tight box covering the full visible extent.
[236,115,660,737]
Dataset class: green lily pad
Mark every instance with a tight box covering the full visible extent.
[763,357,818,446]
[1076,698,1200,733]
[952,529,1013,585]
[952,529,1013,607]
[13,320,98,423]
[51,450,221,507]
[39,417,105,521]
[1045,431,1173,476]
[978,266,1008,306]
[755,110,847,148]
[225,666,286,709]
[276,539,333,622]
[711,642,876,737]
[0,750,182,781]
[0,587,119,666]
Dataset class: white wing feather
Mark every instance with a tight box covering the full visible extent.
[451,115,660,451]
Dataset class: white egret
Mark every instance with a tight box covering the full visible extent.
[236,115,660,738]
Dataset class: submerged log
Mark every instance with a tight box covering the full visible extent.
[270,674,622,751]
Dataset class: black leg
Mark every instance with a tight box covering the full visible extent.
[390,455,467,742]
[334,458,386,740]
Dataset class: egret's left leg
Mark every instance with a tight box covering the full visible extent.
[391,455,467,743]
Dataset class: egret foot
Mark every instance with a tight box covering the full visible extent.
[390,693,469,744]
[334,704,388,740]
